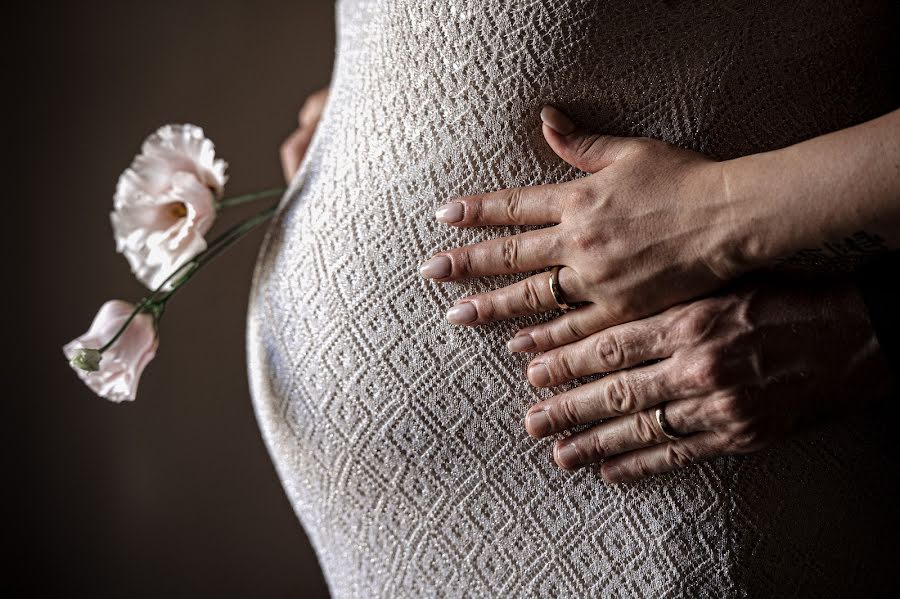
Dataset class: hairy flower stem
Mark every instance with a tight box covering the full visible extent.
[97,204,277,353]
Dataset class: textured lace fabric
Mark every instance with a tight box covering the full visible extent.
[247,1,899,596]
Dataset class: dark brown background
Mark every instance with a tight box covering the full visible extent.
[12,2,335,596]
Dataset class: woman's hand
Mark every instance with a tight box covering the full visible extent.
[422,107,900,352]
[279,86,329,183]
[518,276,893,483]
[420,106,748,348]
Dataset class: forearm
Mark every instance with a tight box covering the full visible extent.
[722,108,900,271]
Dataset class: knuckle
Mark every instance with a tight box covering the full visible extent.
[569,227,596,252]
[628,138,660,157]
[585,433,611,461]
[505,188,524,222]
[467,197,485,224]
[519,279,543,313]
[454,249,473,277]
[566,183,592,209]
[575,134,604,160]
[530,326,554,350]
[678,303,717,340]
[554,396,584,429]
[687,350,727,390]
[536,317,588,350]
[564,317,587,342]
[632,411,660,444]
[726,424,762,453]
[665,443,695,469]
[551,353,578,382]
[716,393,750,423]
[593,333,626,370]
[605,377,638,415]
[630,455,653,479]
[529,324,562,351]
[501,237,519,270]
[473,294,497,322]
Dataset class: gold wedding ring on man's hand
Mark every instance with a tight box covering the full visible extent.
[654,403,686,441]
[548,265,572,311]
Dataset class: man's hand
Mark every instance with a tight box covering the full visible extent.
[516,276,893,483]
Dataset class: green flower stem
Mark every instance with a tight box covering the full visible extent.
[157,205,277,305]
[216,187,285,210]
[96,295,154,353]
[96,265,183,353]
[97,204,277,354]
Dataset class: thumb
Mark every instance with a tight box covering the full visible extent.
[540,105,633,173]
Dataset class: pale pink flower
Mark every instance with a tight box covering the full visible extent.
[63,300,159,402]
[111,124,228,290]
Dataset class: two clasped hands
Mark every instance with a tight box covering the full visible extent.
[284,91,899,483]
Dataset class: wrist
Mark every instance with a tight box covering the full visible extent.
[701,158,778,280]
[714,151,820,274]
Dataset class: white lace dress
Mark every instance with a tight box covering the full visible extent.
[246,1,899,596]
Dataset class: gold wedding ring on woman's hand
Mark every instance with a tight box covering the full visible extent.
[548,265,572,311]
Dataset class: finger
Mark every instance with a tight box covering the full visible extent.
[525,360,692,438]
[552,398,710,470]
[540,105,638,173]
[511,304,614,352]
[279,126,314,183]
[299,88,329,127]
[524,315,674,387]
[525,360,678,438]
[599,431,725,483]
[515,298,633,352]
[436,182,573,226]
[419,228,563,281]
[447,266,583,326]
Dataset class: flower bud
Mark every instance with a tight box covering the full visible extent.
[63,300,159,402]
[69,348,102,372]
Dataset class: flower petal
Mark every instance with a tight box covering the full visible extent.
[63,300,158,402]
[111,124,225,290]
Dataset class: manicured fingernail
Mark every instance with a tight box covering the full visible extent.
[539,105,576,135]
[446,302,477,325]
[527,362,551,387]
[525,407,552,437]
[555,442,581,469]
[507,334,536,353]
[435,202,464,223]
[419,255,451,279]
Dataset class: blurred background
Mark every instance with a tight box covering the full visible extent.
[11,2,335,596]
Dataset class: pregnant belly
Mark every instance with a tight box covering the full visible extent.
[245,115,899,597]
[244,0,899,592]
